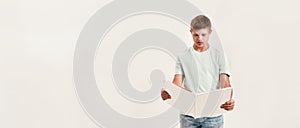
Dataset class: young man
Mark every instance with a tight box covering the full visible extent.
[161,15,235,128]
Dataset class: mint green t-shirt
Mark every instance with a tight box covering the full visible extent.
[175,47,231,93]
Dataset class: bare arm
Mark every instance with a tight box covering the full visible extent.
[219,73,233,98]
[172,74,191,92]
[220,73,235,111]
[161,74,186,100]
[172,74,184,87]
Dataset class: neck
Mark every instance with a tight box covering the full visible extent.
[193,44,209,52]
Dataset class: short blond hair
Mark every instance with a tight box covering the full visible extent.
[190,15,212,30]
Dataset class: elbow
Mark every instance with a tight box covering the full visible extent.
[224,81,231,88]
[220,74,231,88]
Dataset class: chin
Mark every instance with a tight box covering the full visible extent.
[195,44,204,48]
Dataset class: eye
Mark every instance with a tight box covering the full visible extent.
[201,34,206,36]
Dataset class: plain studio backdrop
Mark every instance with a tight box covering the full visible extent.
[1,0,300,128]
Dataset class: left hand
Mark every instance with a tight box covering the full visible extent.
[220,99,235,111]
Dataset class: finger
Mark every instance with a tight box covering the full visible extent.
[221,106,233,111]
[162,93,168,98]
[224,100,232,105]
[163,91,169,95]
[161,91,168,96]
[225,108,233,111]
[220,104,225,108]
[162,92,171,100]
[224,101,234,105]
[225,101,235,105]
[222,104,234,108]
[221,102,232,107]
[223,107,234,111]
[226,100,234,104]
[228,99,235,104]
[224,105,234,110]
[161,92,168,100]
[228,108,234,111]
[221,105,234,110]
[166,93,171,98]
[163,92,171,97]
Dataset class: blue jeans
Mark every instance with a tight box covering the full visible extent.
[180,114,224,128]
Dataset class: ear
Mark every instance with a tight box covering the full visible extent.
[190,28,193,33]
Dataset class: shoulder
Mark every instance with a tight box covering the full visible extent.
[177,47,191,59]
[209,47,227,59]
[208,47,222,55]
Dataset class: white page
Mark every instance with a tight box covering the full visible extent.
[209,88,232,116]
[194,92,209,117]
[163,82,232,117]
[164,82,195,115]
[196,87,232,117]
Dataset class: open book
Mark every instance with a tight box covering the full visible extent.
[164,81,232,118]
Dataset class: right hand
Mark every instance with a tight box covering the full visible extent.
[161,89,171,100]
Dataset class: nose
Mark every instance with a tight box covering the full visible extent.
[198,36,203,41]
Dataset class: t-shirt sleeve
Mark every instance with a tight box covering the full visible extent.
[175,56,184,75]
[219,52,231,77]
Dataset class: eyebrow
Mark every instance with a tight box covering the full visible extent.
[193,33,207,36]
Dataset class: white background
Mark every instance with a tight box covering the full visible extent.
[1,0,300,127]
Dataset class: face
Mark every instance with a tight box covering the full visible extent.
[190,28,211,49]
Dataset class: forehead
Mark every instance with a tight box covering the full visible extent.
[191,28,211,34]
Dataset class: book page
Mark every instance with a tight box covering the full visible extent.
[209,88,232,116]
[164,82,195,115]
[194,92,209,117]
[163,82,232,117]
[196,87,232,117]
